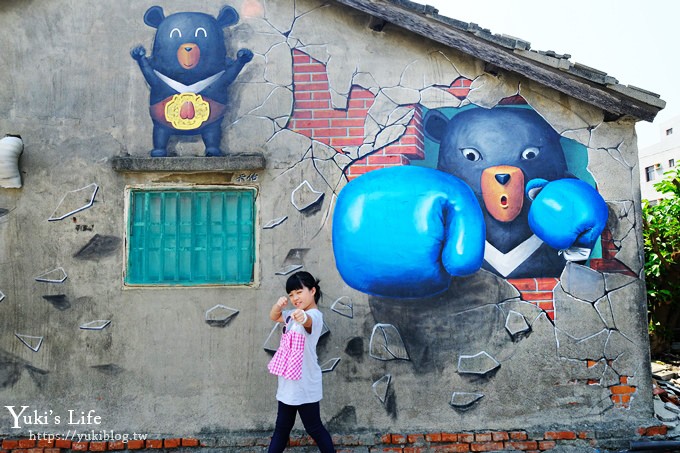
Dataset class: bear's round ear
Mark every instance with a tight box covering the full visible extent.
[216,5,239,27]
[144,6,165,28]
[423,109,449,144]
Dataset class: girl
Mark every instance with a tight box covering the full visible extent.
[267,271,335,453]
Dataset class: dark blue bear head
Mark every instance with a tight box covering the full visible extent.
[143,6,239,84]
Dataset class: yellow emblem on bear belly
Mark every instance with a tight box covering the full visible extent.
[164,93,210,130]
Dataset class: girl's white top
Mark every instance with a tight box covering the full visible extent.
[276,308,324,405]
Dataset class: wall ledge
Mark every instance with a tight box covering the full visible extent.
[111,153,266,173]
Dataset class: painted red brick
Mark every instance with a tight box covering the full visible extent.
[544,431,577,440]
[536,278,559,291]
[520,291,554,301]
[296,64,327,73]
[312,73,329,82]
[507,279,538,291]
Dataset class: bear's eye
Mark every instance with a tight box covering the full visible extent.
[170,28,182,38]
[521,147,540,160]
[460,148,482,162]
[195,27,207,38]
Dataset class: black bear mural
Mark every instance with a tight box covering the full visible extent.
[131,5,253,157]
[333,105,609,298]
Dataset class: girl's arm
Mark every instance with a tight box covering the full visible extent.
[270,297,288,323]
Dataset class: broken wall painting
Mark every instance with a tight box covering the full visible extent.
[131,5,253,157]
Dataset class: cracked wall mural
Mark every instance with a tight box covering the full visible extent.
[0,0,656,439]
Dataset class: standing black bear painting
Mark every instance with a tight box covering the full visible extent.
[131,6,253,157]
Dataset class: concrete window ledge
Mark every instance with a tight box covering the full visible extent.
[111,153,266,173]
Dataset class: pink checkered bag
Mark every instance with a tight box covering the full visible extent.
[268,317,306,380]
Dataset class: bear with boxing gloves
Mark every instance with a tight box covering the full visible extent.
[332,106,608,299]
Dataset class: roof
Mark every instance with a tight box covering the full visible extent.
[334,0,665,122]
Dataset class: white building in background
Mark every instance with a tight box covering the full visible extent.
[639,115,680,202]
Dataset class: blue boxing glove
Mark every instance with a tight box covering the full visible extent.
[527,178,608,261]
[332,166,486,298]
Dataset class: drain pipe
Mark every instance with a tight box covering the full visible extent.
[0,134,24,188]
[629,440,680,451]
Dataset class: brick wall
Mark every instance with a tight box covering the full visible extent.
[0,425,668,453]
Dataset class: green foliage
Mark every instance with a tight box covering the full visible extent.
[642,167,680,355]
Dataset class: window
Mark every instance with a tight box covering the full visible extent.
[670,159,676,168]
[666,128,673,136]
[645,166,656,182]
[125,187,256,286]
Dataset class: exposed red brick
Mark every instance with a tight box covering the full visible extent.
[381,434,392,444]
[475,433,493,442]
[2,441,19,450]
[610,385,636,395]
[17,440,36,449]
[88,442,106,451]
[107,441,125,450]
[144,439,163,449]
[544,431,577,440]
[505,440,539,450]
[643,425,668,436]
[404,448,426,453]
[71,442,89,451]
[458,433,474,443]
[509,432,528,441]
[441,433,458,442]
[27,448,44,453]
[36,440,54,448]
[44,449,60,453]
[163,439,180,449]
[406,434,425,444]
[181,438,199,447]
[54,440,71,449]
[432,444,470,452]
[490,432,509,442]
[391,434,407,444]
[537,440,557,450]
[124,440,144,450]
[425,433,443,443]
[470,442,504,452]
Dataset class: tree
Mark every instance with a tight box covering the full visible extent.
[642,167,680,356]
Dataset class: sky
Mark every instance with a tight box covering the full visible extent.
[414,0,678,149]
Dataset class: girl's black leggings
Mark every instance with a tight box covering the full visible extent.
[268,401,335,452]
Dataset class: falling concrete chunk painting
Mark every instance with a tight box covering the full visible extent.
[450,392,484,411]
[0,135,23,188]
[48,183,99,221]
[505,310,531,339]
[320,358,341,373]
[34,267,68,283]
[15,334,44,352]
[372,374,391,404]
[263,324,284,353]
[369,323,409,361]
[330,296,353,318]
[205,305,239,327]
[0,290,5,303]
[263,216,288,229]
[291,180,324,211]
[457,351,500,376]
[79,320,112,331]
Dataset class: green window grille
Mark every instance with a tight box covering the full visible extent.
[126,188,255,286]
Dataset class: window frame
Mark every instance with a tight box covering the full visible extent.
[645,165,656,182]
[123,184,259,288]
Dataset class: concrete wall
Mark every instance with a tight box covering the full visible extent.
[0,0,654,442]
